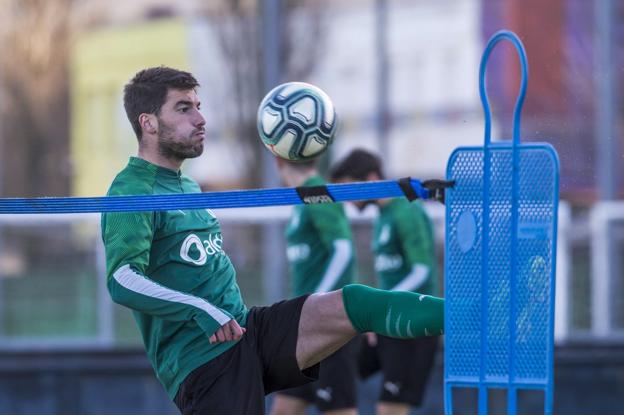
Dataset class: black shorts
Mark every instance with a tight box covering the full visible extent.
[276,337,358,411]
[174,295,319,415]
[358,335,439,407]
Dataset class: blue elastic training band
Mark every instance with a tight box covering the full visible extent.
[0,178,430,214]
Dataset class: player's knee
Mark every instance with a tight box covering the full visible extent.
[341,284,386,333]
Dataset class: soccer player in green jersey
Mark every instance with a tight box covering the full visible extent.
[331,149,440,415]
[272,158,358,415]
[102,66,444,415]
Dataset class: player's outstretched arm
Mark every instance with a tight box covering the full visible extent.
[314,239,353,293]
[295,285,444,370]
[108,264,235,339]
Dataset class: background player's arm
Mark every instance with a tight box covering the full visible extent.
[311,204,354,293]
[389,264,430,292]
[102,211,237,339]
[390,205,433,292]
[315,239,352,293]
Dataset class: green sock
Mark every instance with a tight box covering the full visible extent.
[342,284,444,338]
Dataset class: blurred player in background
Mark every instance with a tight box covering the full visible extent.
[272,158,358,415]
[331,149,440,415]
[102,66,444,415]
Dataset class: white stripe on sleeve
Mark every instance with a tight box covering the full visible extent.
[315,239,352,293]
[390,264,429,292]
[113,264,231,325]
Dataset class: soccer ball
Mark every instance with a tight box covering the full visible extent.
[257,82,337,161]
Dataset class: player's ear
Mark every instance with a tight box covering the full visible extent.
[139,113,158,135]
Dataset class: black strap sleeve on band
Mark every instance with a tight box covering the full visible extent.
[296,185,335,204]
[422,179,456,204]
[398,177,419,201]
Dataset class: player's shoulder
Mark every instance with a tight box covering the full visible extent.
[107,163,156,197]
[179,173,201,193]
[392,198,427,220]
[408,199,427,213]
[308,198,347,216]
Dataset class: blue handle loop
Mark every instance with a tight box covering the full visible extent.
[479,30,529,147]
[477,31,528,413]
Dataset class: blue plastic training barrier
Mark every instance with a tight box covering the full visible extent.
[444,30,559,415]
[0,178,447,214]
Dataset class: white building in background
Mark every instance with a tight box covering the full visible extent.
[311,0,483,179]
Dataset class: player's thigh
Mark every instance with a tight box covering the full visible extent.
[270,393,310,415]
[296,290,357,370]
[272,380,315,414]
[378,336,439,406]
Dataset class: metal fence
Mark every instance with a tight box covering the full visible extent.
[0,200,619,350]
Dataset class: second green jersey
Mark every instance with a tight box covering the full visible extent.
[372,198,438,295]
[285,176,355,296]
[101,157,248,400]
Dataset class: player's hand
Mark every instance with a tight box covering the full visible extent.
[366,332,378,347]
[209,319,246,344]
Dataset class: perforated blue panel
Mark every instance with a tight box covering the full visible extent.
[444,143,559,410]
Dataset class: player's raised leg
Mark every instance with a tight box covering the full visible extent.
[295,284,444,371]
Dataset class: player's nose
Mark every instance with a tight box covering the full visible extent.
[193,109,206,127]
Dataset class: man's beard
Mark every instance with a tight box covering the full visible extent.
[157,119,204,161]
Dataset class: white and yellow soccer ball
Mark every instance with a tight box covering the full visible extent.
[257,82,337,161]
